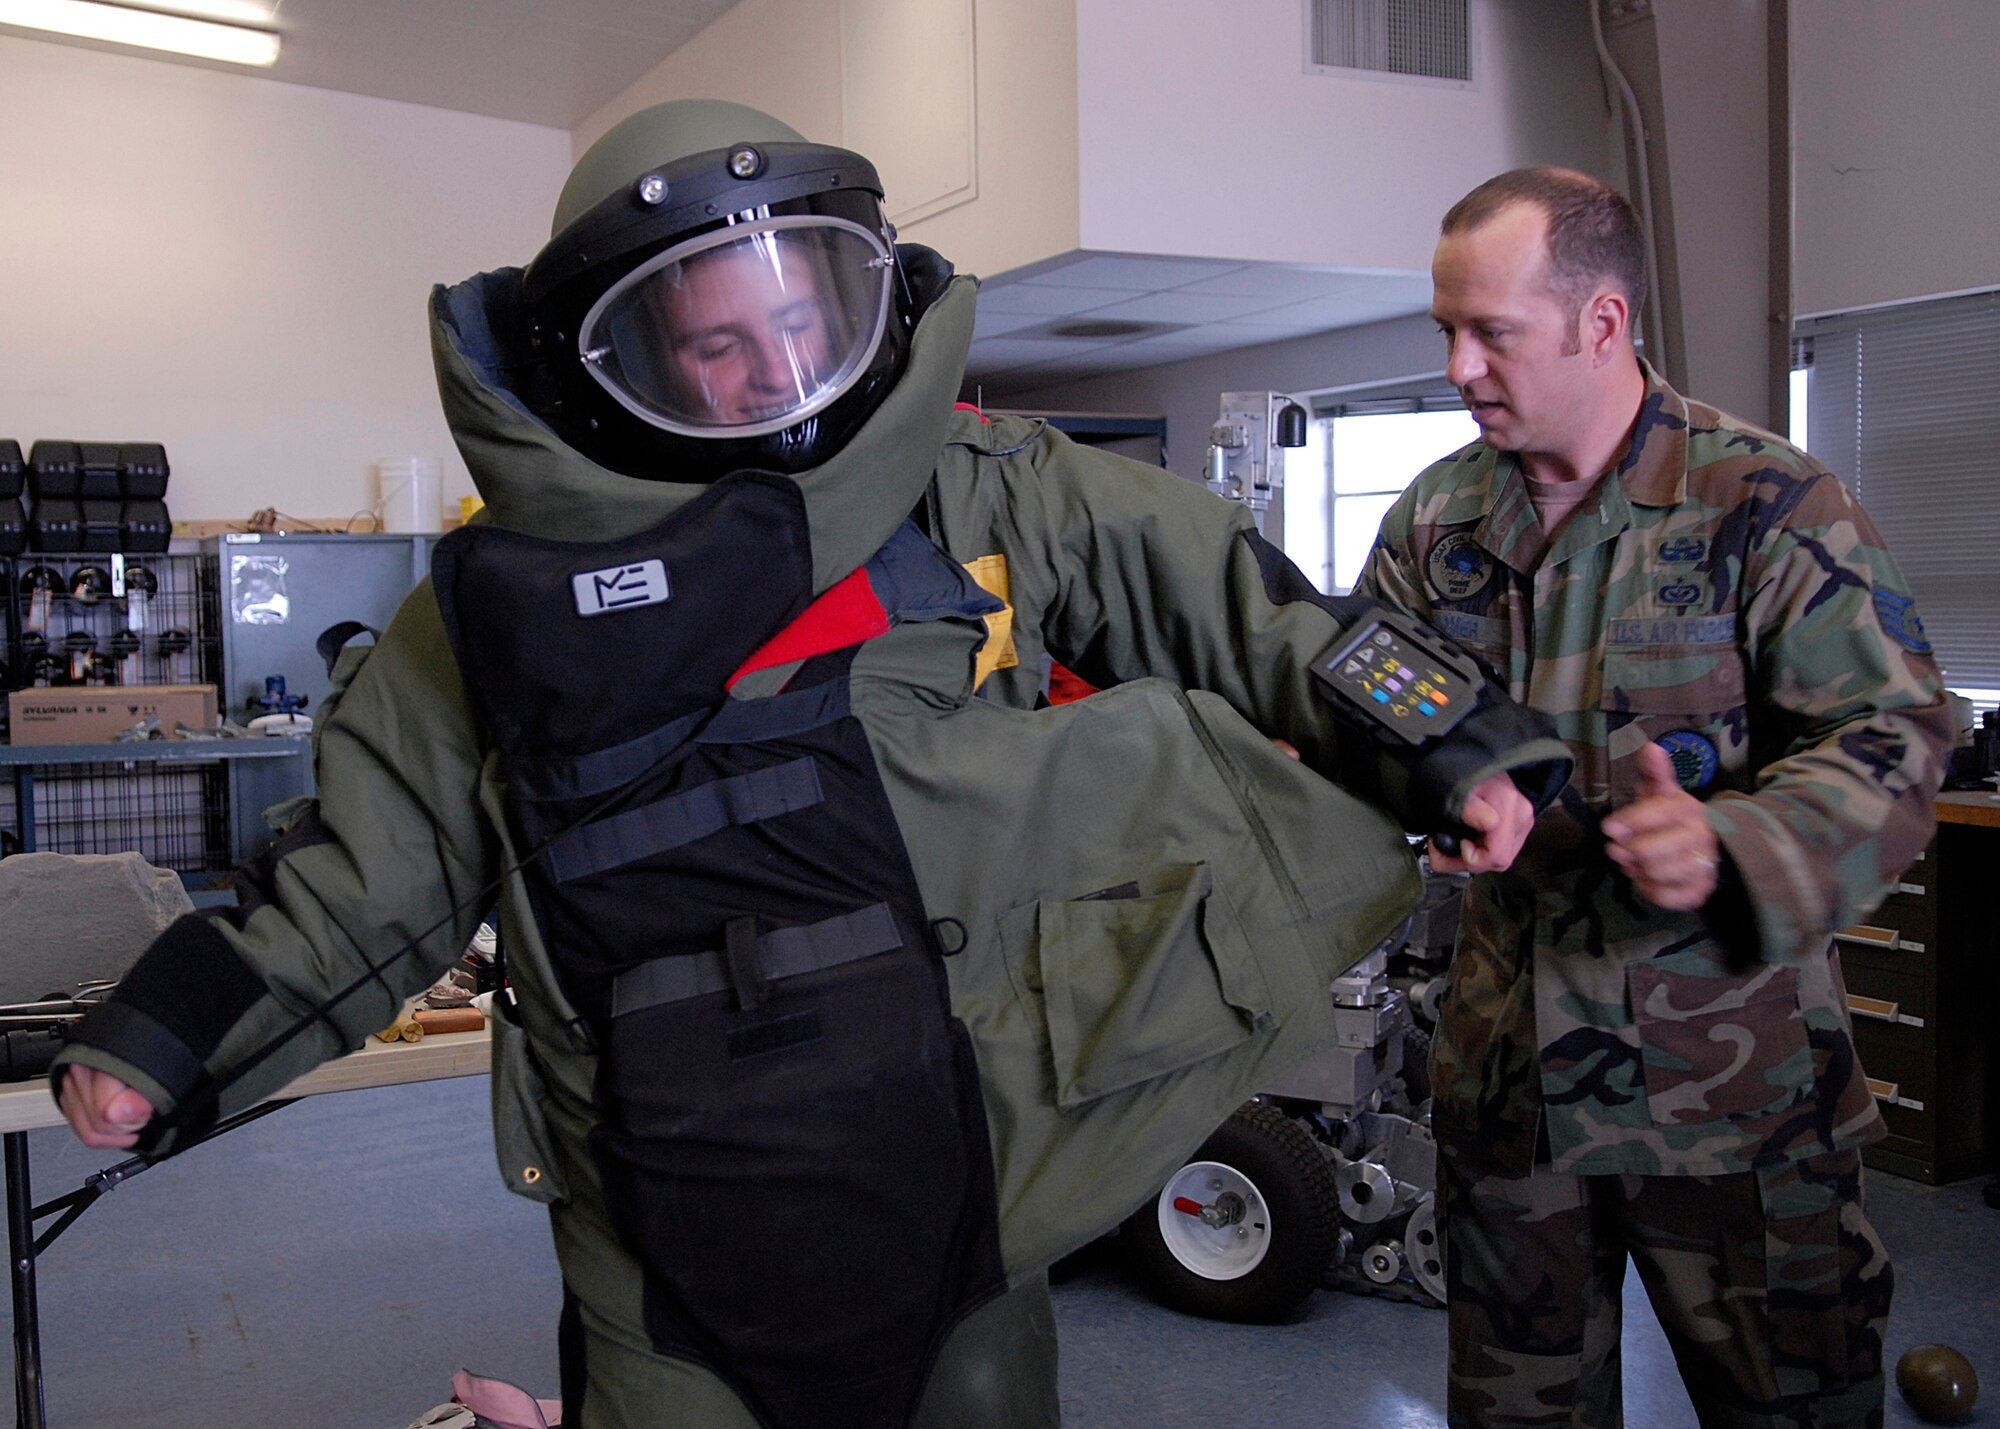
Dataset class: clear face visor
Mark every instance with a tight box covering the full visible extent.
[577,215,894,439]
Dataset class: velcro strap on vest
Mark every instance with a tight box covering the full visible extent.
[509,706,710,804]
[610,903,904,1017]
[724,915,767,1011]
[697,679,851,745]
[546,756,825,883]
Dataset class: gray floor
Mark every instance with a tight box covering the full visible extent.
[3,1076,1994,1427]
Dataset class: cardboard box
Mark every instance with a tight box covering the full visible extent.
[6,684,218,746]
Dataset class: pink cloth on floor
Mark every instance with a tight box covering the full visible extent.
[452,1369,562,1428]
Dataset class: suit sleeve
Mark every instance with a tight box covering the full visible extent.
[51,581,498,1152]
[1001,425,1569,835]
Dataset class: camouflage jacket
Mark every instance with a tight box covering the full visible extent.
[1359,366,1954,1177]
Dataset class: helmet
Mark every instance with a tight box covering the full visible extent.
[524,100,914,482]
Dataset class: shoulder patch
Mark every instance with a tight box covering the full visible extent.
[1872,589,1933,653]
[1426,531,1494,601]
[1657,731,1719,792]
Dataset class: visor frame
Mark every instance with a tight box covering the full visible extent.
[575,212,896,441]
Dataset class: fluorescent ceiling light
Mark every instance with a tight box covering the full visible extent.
[0,0,280,66]
[136,0,276,22]
[140,1,277,22]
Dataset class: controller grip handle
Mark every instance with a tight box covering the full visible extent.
[1429,829,1469,859]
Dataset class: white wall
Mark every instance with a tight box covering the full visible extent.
[572,0,847,152]
[1647,0,1778,426]
[981,311,1446,486]
[8,1,1988,529]
[0,35,570,522]
[1075,0,1609,267]
[991,0,1614,471]
[575,0,1082,285]
[1793,0,2000,317]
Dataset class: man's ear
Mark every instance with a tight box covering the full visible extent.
[1585,288,1631,365]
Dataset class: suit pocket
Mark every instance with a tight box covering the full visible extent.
[1001,862,1269,1110]
[490,1010,570,1206]
[1629,958,1811,1125]
[1601,645,1749,798]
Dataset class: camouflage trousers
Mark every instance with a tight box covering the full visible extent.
[1442,1148,1890,1428]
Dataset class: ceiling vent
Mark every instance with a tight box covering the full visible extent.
[1046,319,1163,340]
[1306,0,1470,84]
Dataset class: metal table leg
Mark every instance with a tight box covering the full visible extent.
[2,1098,301,1428]
[7,1131,46,1429]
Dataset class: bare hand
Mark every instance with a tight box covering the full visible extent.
[1601,742,1721,910]
[1428,773,1536,874]
[57,1064,155,1149]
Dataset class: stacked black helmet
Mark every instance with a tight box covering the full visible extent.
[524,100,915,482]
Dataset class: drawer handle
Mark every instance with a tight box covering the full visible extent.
[1846,993,1925,1028]
[1836,925,1901,951]
[1866,1076,1927,1112]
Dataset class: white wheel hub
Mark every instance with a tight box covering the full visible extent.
[1156,1159,1272,1281]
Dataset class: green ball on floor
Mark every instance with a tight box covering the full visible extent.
[1897,1344,1979,1424]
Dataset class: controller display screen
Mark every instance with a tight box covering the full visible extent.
[1315,619,1474,744]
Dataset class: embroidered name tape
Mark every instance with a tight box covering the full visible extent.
[572,559,671,617]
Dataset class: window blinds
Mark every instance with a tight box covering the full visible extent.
[1801,289,2000,693]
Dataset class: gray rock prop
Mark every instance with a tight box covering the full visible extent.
[0,852,192,1004]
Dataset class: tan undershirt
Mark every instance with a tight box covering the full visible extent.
[1523,471,1607,535]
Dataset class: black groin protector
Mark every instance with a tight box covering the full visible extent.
[432,475,1005,1428]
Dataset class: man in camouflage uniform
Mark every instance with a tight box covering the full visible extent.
[1358,168,1955,1427]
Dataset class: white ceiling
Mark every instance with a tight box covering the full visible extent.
[966,253,1434,386]
[0,0,741,130]
[6,1,1436,386]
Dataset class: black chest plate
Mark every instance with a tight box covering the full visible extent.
[430,473,1004,1427]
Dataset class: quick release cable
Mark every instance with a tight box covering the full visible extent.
[125,704,727,1156]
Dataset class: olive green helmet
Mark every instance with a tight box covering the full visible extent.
[524,100,915,482]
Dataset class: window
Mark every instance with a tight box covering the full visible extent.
[1279,417,1330,596]
[1330,409,1478,591]
[1799,289,2000,707]
[1789,362,1809,452]
[1285,402,1476,593]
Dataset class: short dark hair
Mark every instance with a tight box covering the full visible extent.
[1442,168,1648,344]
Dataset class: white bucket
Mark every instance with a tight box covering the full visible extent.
[373,457,443,533]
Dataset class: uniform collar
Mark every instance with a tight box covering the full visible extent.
[1465,359,1688,573]
[1614,360,1692,509]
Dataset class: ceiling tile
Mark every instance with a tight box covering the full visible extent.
[965,336,1110,370]
[1172,265,1426,302]
[971,308,1050,339]
[1015,351,1140,378]
[1209,316,1345,343]
[1082,291,1294,324]
[975,284,1133,316]
[1228,291,1429,330]
[1022,254,1249,291]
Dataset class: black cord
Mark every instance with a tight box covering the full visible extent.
[150,708,720,1148]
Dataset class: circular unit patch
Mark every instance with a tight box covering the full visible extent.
[1657,730,1719,792]
[1426,532,1494,602]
